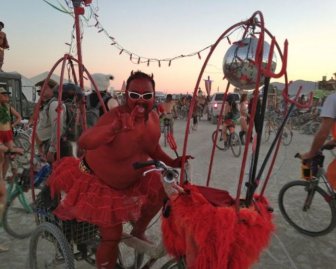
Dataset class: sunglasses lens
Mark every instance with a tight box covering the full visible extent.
[129,92,140,99]
[143,93,153,100]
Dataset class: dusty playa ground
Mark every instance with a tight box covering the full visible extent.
[1,119,336,269]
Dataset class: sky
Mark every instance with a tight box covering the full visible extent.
[2,0,336,94]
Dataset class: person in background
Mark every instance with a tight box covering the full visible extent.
[88,74,118,109]
[0,21,9,72]
[191,90,205,130]
[220,94,240,147]
[48,71,191,269]
[158,94,177,134]
[301,92,336,159]
[33,79,59,159]
[0,87,23,228]
[239,93,249,145]
[301,93,336,188]
[36,83,83,163]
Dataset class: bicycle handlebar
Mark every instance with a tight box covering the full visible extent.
[294,143,336,161]
[132,160,179,183]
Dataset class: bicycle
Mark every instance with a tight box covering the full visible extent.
[13,122,32,166]
[263,113,293,146]
[278,145,336,236]
[29,160,186,269]
[1,152,37,239]
[161,117,173,147]
[212,119,241,157]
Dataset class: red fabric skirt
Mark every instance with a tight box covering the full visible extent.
[0,130,13,143]
[48,157,164,227]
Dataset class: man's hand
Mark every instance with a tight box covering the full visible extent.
[119,105,139,131]
[162,180,185,197]
[171,155,194,168]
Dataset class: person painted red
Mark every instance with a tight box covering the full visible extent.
[48,71,189,269]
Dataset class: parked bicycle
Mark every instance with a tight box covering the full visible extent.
[263,116,293,146]
[29,160,186,269]
[278,144,336,236]
[13,121,32,166]
[1,152,36,239]
[212,119,241,157]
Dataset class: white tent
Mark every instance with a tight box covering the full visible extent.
[29,71,64,86]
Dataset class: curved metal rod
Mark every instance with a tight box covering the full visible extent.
[282,83,313,109]
[179,11,288,211]
[206,83,230,186]
[29,56,66,201]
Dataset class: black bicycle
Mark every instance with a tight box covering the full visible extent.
[278,145,336,236]
[212,119,241,157]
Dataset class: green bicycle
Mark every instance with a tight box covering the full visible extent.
[2,154,37,239]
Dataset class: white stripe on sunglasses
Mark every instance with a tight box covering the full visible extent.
[128,91,153,100]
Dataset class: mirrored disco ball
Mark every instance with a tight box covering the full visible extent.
[223,37,276,89]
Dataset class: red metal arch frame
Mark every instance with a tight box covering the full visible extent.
[179,11,312,211]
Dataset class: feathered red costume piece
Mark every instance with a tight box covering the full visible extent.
[162,185,274,269]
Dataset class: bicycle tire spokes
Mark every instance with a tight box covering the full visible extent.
[278,180,336,236]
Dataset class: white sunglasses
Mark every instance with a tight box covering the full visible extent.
[128,91,153,100]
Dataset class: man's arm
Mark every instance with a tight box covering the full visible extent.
[301,117,334,159]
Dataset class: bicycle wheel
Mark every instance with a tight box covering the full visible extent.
[281,127,293,146]
[278,180,336,236]
[117,223,144,269]
[3,191,36,239]
[14,132,31,166]
[212,130,225,150]
[29,222,75,269]
[229,132,241,157]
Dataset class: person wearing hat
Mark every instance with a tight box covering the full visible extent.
[86,73,119,127]
[0,87,23,225]
[28,79,58,152]
[0,21,9,72]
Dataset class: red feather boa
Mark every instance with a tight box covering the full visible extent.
[162,184,274,269]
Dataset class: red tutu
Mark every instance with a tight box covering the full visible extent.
[162,184,274,269]
[48,157,164,227]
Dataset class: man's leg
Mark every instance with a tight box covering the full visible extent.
[131,172,166,240]
[96,224,122,269]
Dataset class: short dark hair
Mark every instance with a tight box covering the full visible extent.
[126,71,155,91]
[0,22,4,28]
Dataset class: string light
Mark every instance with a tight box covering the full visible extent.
[47,1,243,68]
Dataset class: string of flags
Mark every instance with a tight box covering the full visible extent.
[45,0,243,68]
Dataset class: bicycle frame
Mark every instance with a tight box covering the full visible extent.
[6,167,32,213]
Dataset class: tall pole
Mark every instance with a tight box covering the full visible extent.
[72,0,85,88]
